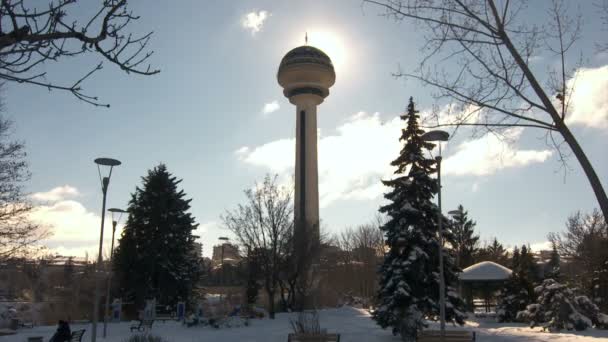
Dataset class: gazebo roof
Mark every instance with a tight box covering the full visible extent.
[459,261,512,282]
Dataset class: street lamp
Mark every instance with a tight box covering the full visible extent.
[92,157,121,342]
[103,208,128,338]
[447,210,461,218]
[421,130,449,341]
[218,236,229,301]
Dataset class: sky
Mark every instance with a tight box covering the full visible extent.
[4,0,608,259]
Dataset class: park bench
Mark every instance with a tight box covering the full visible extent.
[287,333,341,342]
[417,330,475,342]
[130,319,154,332]
[18,320,34,328]
[70,329,86,342]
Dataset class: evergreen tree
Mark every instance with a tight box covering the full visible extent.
[519,245,540,284]
[373,98,465,341]
[518,279,608,331]
[450,205,479,269]
[487,238,509,265]
[475,238,509,266]
[545,241,561,281]
[113,164,202,308]
[511,246,520,270]
[593,260,608,312]
[496,273,531,322]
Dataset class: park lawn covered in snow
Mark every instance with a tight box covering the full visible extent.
[4,307,608,342]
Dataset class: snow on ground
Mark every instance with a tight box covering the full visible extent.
[3,307,608,342]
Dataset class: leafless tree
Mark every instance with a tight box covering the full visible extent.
[548,209,608,307]
[0,0,159,107]
[0,115,47,260]
[365,0,608,219]
[548,209,607,260]
[222,174,293,319]
[330,217,385,301]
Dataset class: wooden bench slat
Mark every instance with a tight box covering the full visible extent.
[287,333,341,342]
[70,329,86,342]
[418,330,475,342]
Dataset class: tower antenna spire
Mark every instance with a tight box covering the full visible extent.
[305,32,308,45]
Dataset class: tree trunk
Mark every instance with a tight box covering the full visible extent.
[557,121,608,219]
[268,289,275,319]
[493,11,608,220]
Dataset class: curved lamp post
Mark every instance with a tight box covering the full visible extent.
[92,157,120,342]
[103,208,127,338]
[218,236,229,301]
[421,130,449,341]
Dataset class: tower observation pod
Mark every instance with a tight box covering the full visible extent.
[277,45,335,259]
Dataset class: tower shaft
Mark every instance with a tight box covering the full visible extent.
[277,44,335,310]
[293,94,321,238]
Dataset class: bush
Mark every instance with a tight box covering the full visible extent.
[496,274,532,323]
[517,279,597,331]
[290,311,321,335]
[124,335,167,342]
[575,295,608,329]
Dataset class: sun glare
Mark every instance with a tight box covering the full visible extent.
[299,29,348,73]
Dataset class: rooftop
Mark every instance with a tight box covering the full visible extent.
[459,261,512,282]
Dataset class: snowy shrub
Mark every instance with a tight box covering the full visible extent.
[290,311,321,335]
[517,279,595,331]
[397,305,424,342]
[124,335,168,342]
[575,295,608,329]
[496,274,532,323]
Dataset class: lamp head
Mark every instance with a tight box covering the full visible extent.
[448,210,462,217]
[94,158,121,166]
[421,130,449,142]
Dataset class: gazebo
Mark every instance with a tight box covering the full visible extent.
[459,261,512,313]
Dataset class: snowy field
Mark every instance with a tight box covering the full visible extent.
[3,307,608,342]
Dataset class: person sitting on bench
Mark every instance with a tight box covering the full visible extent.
[49,320,71,342]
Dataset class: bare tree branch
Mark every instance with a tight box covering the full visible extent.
[0,0,159,107]
[222,174,293,319]
[365,0,608,219]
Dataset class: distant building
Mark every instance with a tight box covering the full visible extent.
[212,243,240,267]
[193,242,203,259]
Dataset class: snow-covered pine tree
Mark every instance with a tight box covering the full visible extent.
[372,97,465,341]
[496,245,535,322]
[593,260,608,312]
[517,279,608,331]
[113,164,202,308]
[544,241,561,281]
[450,205,479,269]
[496,273,531,322]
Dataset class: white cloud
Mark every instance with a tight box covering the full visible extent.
[28,186,121,258]
[30,185,80,202]
[529,241,552,252]
[261,100,280,116]
[567,65,608,129]
[443,128,553,176]
[241,11,270,35]
[237,111,553,207]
